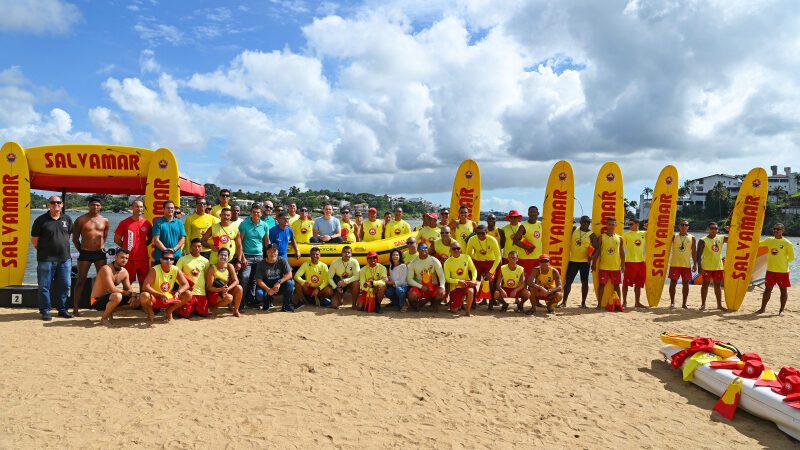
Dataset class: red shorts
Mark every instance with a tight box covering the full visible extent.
[498,287,525,299]
[207,291,226,306]
[178,295,209,317]
[124,259,150,284]
[409,286,438,300]
[517,259,540,280]
[598,269,621,285]
[668,267,692,283]
[473,260,497,279]
[702,270,724,283]
[623,262,646,287]
[449,287,472,310]
[301,284,322,297]
[152,292,180,310]
[765,271,791,289]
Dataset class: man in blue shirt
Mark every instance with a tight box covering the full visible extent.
[152,200,186,264]
[267,212,300,260]
[238,204,271,307]
[311,204,342,243]
[261,200,277,229]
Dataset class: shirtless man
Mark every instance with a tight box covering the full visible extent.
[72,197,110,316]
[90,249,140,326]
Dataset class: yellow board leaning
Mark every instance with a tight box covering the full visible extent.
[145,148,181,262]
[644,165,679,307]
[591,162,624,307]
[541,160,575,278]
[0,142,31,286]
[449,160,481,222]
[724,167,768,311]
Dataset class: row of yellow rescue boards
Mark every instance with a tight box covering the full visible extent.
[447,159,767,312]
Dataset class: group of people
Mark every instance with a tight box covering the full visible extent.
[30,190,795,324]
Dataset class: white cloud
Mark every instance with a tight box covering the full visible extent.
[134,20,184,46]
[139,49,160,73]
[89,107,132,143]
[0,0,81,35]
[486,196,525,213]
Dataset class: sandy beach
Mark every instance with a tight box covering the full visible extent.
[0,287,798,449]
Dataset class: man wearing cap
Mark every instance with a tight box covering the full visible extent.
[443,241,478,316]
[294,246,332,307]
[493,251,529,312]
[255,244,295,312]
[668,219,697,309]
[340,207,357,243]
[512,206,544,281]
[328,246,361,308]
[403,236,419,263]
[592,217,625,308]
[406,242,446,312]
[486,214,502,243]
[563,216,593,308]
[238,204,271,307]
[466,224,501,301]
[757,222,795,316]
[362,207,384,242]
[358,251,389,313]
[432,226,455,264]
[417,213,441,248]
[311,204,342,243]
[622,217,648,309]
[449,205,478,249]
[697,221,728,311]
[526,254,563,314]
[184,197,219,258]
[501,210,524,263]
[266,212,301,260]
[385,207,412,238]
[287,203,301,224]
[291,207,315,244]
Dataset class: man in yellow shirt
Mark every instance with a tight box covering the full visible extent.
[486,214,502,243]
[449,205,478,249]
[527,254,563,315]
[493,251,529,312]
[340,207,357,243]
[466,225,501,305]
[359,251,388,313]
[402,236,419,263]
[696,222,728,311]
[385,207,412,238]
[622,218,647,308]
[210,189,232,217]
[201,208,243,265]
[668,219,697,309]
[291,207,314,244]
[362,207,384,242]
[406,243,447,312]
[563,216,592,308]
[438,208,451,230]
[592,217,625,308]
[512,206,543,281]
[176,238,210,317]
[501,210,523,262]
[139,249,192,323]
[287,203,301,224]
[432,226,455,264]
[757,223,795,316]
[328,246,360,309]
[293,247,333,307]
[416,213,441,247]
[184,197,220,258]
[443,241,478,316]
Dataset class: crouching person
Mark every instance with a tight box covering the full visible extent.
[139,249,191,323]
[255,244,296,312]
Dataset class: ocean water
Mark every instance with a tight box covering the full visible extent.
[20,212,799,284]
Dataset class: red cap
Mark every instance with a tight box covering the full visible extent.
[424,212,438,220]
[740,353,762,362]
[366,251,378,258]
[505,210,523,220]
[539,253,550,262]
[773,375,800,396]
[368,207,377,213]
[732,360,764,379]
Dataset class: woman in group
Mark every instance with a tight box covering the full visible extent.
[385,249,409,312]
[205,248,243,317]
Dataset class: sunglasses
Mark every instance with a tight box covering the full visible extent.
[451,247,461,251]
[774,228,783,231]
[355,214,362,217]
[680,223,689,227]
[197,202,207,205]
[300,209,308,212]
[476,232,486,235]
[220,194,230,197]
[161,257,174,261]
[441,231,450,234]
[709,227,718,230]
[49,201,63,204]
[406,241,415,245]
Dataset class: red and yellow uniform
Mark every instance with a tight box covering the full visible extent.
[291,218,315,244]
[453,221,474,249]
[362,219,383,242]
[295,260,330,296]
[466,234,501,278]
[598,233,622,285]
[700,235,725,282]
[385,219,411,237]
[176,254,209,317]
[151,265,180,310]
[416,226,441,248]
[501,223,522,260]
[669,233,694,282]
[328,258,360,288]
[761,236,795,288]
[516,221,543,279]
[498,263,525,298]
[623,230,646,287]
[184,212,219,253]
[533,267,560,306]
[432,238,453,263]
[569,227,592,262]
[359,264,388,288]
[487,226,502,243]
[340,221,356,243]
[444,254,477,309]
[208,222,239,264]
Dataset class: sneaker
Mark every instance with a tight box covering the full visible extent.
[41,313,52,321]
[282,305,295,313]
[294,303,305,310]
[57,311,74,319]
[320,298,332,308]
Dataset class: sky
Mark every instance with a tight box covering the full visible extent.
[2,0,799,213]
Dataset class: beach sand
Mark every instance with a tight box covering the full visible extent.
[1,287,798,448]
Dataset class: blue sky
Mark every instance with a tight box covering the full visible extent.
[2,0,799,214]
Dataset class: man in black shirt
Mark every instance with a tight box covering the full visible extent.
[255,244,295,312]
[30,196,73,320]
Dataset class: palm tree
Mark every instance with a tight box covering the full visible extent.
[771,186,789,205]
[642,187,653,200]
[678,180,694,200]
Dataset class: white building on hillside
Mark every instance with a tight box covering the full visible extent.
[767,166,798,203]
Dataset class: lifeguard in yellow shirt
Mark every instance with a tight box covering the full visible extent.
[449,205,478,249]
[184,197,219,257]
[294,247,333,307]
[291,207,314,244]
[328,246,361,309]
[385,207,412,238]
[757,223,795,316]
[696,221,728,311]
[512,206,543,280]
[591,217,624,308]
[443,242,478,316]
[362,207,384,242]
[416,213,441,247]
[359,251,388,313]
[466,224,501,283]
[526,254,562,315]
[622,218,647,308]
[493,251,529,312]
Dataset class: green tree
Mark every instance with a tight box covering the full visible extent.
[678,180,694,199]
[641,187,653,200]
[771,186,789,205]
[705,181,731,218]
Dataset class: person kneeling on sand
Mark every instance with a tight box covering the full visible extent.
[492,251,529,313]
[205,248,243,317]
[294,247,333,307]
[328,246,360,308]
[90,248,140,326]
[406,243,446,312]
[526,254,562,315]
[255,244,296,312]
[139,249,192,323]
[443,242,478,316]
[358,251,388,313]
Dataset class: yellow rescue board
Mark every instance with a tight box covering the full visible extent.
[145,148,181,262]
[541,160,574,278]
[591,162,624,307]
[449,160,481,222]
[644,165,679,307]
[724,168,768,311]
[0,142,31,286]
[659,332,738,358]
